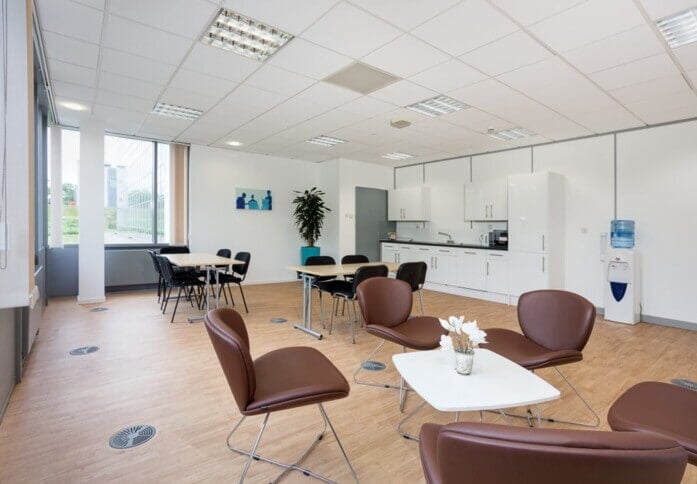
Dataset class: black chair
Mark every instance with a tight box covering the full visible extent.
[329,264,389,343]
[157,255,205,323]
[217,252,251,313]
[396,261,428,315]
[211,248,233,305]
[341,254,369,281]
[305,256,340,326]
[147,249,164,302]
[158,246,190,254]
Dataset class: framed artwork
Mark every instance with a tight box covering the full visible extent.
[235,188,272,210]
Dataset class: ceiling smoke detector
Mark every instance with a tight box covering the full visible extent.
[390,119,411,129]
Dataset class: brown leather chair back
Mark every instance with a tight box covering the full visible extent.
[357,277,411,328]
[518,289,595,351]
[423,422,687,484]
[204,308,256,413]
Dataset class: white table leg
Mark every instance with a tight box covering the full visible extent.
[187,265,210,323]
[294,273,323,339]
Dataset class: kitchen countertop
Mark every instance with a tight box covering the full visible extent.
[380,239,508,251]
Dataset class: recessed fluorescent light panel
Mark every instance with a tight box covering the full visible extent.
[202,8,293,62]
[382,152,413,160]
[226,140,243,147]
[152,102,202,120]
[306,135,346,147]
[406,95,469,117]
[657,8,697,48]
[488,127,536,141]
[59,101,87,111]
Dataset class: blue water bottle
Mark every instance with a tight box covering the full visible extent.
[610,220,635,248]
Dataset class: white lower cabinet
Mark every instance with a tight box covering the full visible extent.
[381,244,401,264]
[508,252,548,297]
[427,248,458,286]
[457,250,486,290]
[485,252,509,295]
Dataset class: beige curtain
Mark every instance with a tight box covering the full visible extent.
[169,144,188,245]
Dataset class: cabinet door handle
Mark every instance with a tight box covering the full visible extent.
[542,234,545,251]
[435,256,438,269]
[488,253,503,257]
[439,249,450,253]
[486,261,490,276]
[464,251,476,255]
[419,248,429,251]
[484,206,487,219]
[542,256,545,273]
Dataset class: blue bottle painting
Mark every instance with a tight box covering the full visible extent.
[236,188,272,211]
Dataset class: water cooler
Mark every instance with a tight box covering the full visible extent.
[604,249,641,324]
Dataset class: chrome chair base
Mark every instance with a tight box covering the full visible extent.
[226,403,359,483]
[353,342,412,412]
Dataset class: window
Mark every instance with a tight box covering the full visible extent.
[47,128,81,244]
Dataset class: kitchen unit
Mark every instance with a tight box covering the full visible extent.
[464,179,508,221]
[507,172,564,297]
[388,186,431,221]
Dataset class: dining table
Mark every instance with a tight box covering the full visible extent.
[287,261,399,339]
[163,253,244,323]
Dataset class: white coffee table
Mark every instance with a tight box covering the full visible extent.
[392,348,560,440]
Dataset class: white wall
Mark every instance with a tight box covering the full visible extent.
[617,121,697,325]
[338,158,393,256]
[189,145,318,283]
[317,159,340,262]
[78,118,106,304]
[533,136,614,307]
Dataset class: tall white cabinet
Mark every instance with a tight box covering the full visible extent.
[507,172,564,297]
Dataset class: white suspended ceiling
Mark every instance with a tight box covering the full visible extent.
[38,0,697,166]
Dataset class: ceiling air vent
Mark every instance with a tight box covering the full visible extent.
[324,62,400,95]
[390,119,411,129]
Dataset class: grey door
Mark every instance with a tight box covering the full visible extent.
[355,187,395,262]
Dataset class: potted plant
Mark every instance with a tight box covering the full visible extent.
[292,187,331,264]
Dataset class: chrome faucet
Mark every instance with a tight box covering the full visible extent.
[438,231,455,244]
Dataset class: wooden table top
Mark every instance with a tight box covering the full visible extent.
[287,261,399,277]
[163,253,244,267]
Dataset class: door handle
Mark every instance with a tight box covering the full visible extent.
[484,206,487,219]
[464,251,476,255]
[435,256,438,269]
[542,234,545,251]
[542,256,545,273]
[486,261,489,276]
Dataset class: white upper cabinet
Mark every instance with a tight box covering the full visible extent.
[508,172,550,252]
[388,186,431,221]
[464,179,507,221]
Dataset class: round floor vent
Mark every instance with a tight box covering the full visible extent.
[90,307,109,312]
[270,318,288,323]
[671,379,697,391]
[69,346,99,356]
[362,361,386,371]
[109,425,156,449]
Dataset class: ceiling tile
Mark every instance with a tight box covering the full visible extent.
[139,114,193,138]
[176,116,236,144]
[48,59,96,88]
[637,0,697,20]
[688,68,697,86]
[674,42,697,71]
[529,0,646,53]
[362,35,450,78]
[95,90,155,113]
[609,74,692,105]
[443,108,515,133]
[182,43,261,83]
[337,96,397,117]
[448,78,518,110]
[222,0,339,35]
[412,0,518,56]
[99,71,163,100]
[571,106,645,133]
[168,69,237,98]
[302,2,401,58]
[222,84,288,113]
[562,24,665,74]
[591,54,681,91]
[409,59,488,93]
[293,82,361,108]
[160,87,221,111]
[37,0,103,43]
[460,31,553,76]
[369,80,437,106]
[43,31,100,69]
[73,0,105,9]
[625,90,697,124]
[244,65,316,97]
[103,15,192,65]
[52,80,94,103]
[54,99,92,127]
[489,0,586,26]
[348,0,460,30]
[268,38,352,80]
[108,0,217,39]
[100,48,177,85]
[93,104,147,134]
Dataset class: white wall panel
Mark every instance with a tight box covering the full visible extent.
[617,121,697,326]
[394,164,423,188]
[471,147,531,181]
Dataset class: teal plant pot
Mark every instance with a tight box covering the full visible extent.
[301,246,320,265]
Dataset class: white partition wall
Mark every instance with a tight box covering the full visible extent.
[616,121,697,327]
[77,118,105,304]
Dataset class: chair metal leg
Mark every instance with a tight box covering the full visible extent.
[329,297,337,335]
[225,406,356,483]
[162,287,172,313]
[353,341,413,392]
[399,346,408,412]
[219,282,229,305]
[398,400,427,441]
[350,299,357,344]
[496,367,600,428]
[418,289,424,315]
[171,286,182,323]
[318,289,326,329]
[227,284,235,306]
[237,283,248,313]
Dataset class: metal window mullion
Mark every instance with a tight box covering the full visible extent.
[152,141,158,244]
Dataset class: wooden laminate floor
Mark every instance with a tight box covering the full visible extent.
[0,283,695,483]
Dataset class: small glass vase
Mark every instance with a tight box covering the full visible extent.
[454,347,474,375]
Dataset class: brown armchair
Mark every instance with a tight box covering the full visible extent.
[480,289,599,427]
[204,308,358,482]
[419,421,687,484]
[355,277,446,411]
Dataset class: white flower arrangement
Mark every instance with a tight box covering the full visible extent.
[439,315,487,352]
